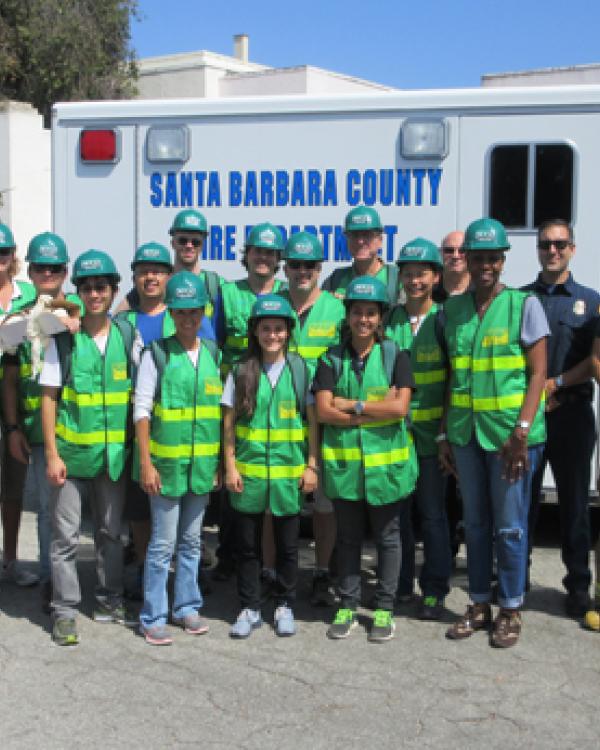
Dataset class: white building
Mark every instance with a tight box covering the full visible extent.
[482,63,600,88]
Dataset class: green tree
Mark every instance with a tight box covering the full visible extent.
[0,1,138,126]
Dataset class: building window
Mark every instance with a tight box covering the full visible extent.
[489,143,573,229]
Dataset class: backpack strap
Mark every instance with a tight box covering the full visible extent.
[199,336,219,365]
[322,267,345,294]
[126,287,141,310]
[324,342,345,384]
[203,271,221,306]
[149,339,168,400]
[286,351,309,419]
[379,338,399,385]
[54,331,73,385]
[433,306,449,362]
[112,316,136,378]
[385,264,401,305]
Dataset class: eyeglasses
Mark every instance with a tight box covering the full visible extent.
[287,260,318,270]
[442,246,465,255]
[78,281,110,294]
[176,236,203,248]
[31,264,65,275]
[538,239,571,251]
[0,248,14,257]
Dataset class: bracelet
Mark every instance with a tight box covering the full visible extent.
[434,432,448,443]
[305,465,319,474]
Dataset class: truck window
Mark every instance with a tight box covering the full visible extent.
[489,143,573,229]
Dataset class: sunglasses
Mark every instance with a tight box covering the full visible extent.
[176,236,203,248]
[287,260,318,270]
[0,248,14,257]
[538,239,571,251]
[31,264,65,275]
[442,246,465,255]
[78,281,110,294]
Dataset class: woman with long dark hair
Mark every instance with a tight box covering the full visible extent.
[222,294,318,638]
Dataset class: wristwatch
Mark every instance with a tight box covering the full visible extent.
[516,420,530,432]
[354,400,365,416]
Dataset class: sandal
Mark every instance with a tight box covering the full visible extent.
[490,608,522,648]
[446,603,492,640]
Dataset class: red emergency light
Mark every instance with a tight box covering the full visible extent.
[80,129,119,163]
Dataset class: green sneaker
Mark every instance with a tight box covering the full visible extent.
[327,608,357,639]
[52,618,79,646]
[368,609,395,643]
[93,601,137,627]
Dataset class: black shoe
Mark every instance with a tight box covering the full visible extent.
[419,595,444,621]
[566,591,592,619]
[311,571,335,607]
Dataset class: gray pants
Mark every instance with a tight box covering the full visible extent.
[50,473,125,620]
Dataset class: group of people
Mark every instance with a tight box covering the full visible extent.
[0,204,598,650]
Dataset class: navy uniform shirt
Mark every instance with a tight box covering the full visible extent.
[523,273,600,399]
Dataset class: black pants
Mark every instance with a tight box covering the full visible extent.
[215,489,237,569]
[333,498,401,611]
[529,399,596,594]
[234,510,299,610]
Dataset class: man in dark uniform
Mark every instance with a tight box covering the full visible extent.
[524,219,600,618]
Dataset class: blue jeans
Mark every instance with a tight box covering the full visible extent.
[140,492,208,629]
[453,439,543,610]
[414,455,451,599]
[29,446,51,583]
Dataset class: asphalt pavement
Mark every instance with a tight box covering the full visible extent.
[0,509,598,750]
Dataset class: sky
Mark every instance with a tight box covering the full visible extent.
[130,0,600,90]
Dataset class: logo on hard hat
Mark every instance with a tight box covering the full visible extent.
[261,300,282,312]
[185,215,201,227]
[39,243,59,258]
[260,229,276,245]
[143,248,160,258]
[81,259,102,270]
[293,242,313,255]
[175,279,197,299]
[475,229,495,242]
[403,246,424,258]
[354,283,375,295]
[352,214,372,225]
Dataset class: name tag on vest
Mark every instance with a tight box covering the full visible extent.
[205,378,222,396]
[279,401,297,419]
[308,323,335,338]
[112,363,127,381]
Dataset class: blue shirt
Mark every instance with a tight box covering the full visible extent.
[135,310,167,346]
[523,273,600,395]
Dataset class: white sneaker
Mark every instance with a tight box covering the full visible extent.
[1,560,39,587]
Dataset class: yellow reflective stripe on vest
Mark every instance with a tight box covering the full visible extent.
[414,369,446,385]
[289,344,329,359]
[235,425,307,442]
[23,396,41,411]
[236,461,304,479]
[150,440,220,459]
[451,356,471,370]
[472,355,526,372]
[153,404,221,421]
[450,392,524,411]
[412,406,443,422]
[61,387,129,407]
[322,446,362,461]
[364,446,410,467]
[55,423,125,444]
[226,335,248,350]
[20,363,32,378]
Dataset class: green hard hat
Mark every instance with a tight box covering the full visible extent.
[245,223,285,251]
[344,206,383,232]
[0,223,16,250]
[283,231,324,261]
[463,217,511,252]
[249,294,295,327]
[71,250,120,284]
[345,275,389,308]
[169,209,208,235]
[396,237,442,269]
[131,242,173,270]
[26,232,69,264]
[165,270,207,309]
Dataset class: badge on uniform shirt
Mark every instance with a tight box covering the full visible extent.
[573,299,586,315]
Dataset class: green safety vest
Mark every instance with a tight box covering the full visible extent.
[0,281,37,385]
[385,303,447,457]
[322,263,400,305]
[221,278,286,374]
[56,324,132,480]
[118,308,176,339]
[231,360,307,516]
[321,342,418,504]
[16,293,82,445]
[444,289,546,450]
[147,337,222,498]
[281,290,345,378]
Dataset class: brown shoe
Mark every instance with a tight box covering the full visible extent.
[491,608,521,648]
[446,603,492,640]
